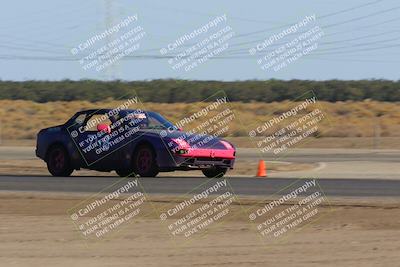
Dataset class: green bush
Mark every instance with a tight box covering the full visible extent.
[0,79,399,103]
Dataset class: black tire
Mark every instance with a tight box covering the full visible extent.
[202,167,227,178]
[133,144,159,177]
[46,145,73,177]
[115,169,135,178]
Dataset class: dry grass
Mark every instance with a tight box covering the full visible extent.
[0,100,399,140]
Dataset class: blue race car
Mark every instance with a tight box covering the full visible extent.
[36,109,236,178]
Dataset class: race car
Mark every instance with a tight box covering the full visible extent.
[36,109,236,178]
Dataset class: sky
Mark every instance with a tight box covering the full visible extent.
[0,0,399,81]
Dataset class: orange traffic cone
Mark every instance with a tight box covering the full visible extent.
[256,160,267,177]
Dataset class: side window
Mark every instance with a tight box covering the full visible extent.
[74,114,87,126]
[148,115,163,128]
[84,114,112,132]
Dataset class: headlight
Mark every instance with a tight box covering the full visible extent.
[220,140,234,149]
[171,138,190,149]
[170,138,191,154]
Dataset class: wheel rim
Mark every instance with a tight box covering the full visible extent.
[137,148,152,173]
[50,149,65,171]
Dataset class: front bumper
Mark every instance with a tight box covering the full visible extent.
[173,148,236,169]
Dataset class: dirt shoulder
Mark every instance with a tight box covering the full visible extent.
[0,191,399,267]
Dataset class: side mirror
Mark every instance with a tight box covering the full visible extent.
[97,124,111,134]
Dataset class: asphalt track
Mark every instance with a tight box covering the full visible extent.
[1,147,399,197]
[1,175,400,197]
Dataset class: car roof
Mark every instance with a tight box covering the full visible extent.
[76,109,148,115]
[66,109,157,126]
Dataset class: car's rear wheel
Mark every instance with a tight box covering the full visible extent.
[46,145,73,177]
[202,167,227,178]
[133,144,159,177]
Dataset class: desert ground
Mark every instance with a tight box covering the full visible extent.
[0,192,399,267]
[1,99,400,266]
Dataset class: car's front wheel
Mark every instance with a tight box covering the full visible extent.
[115,169,134,177]
[202,167,227,178]
[46,145,73,177]
[133,144,159,177]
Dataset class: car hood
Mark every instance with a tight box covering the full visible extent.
[141,129,230,150]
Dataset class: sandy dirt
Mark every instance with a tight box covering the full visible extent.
[0,192,399,267]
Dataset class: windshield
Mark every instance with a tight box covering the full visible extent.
[124,110,177,130]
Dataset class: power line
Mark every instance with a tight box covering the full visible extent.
[232,0,386,39]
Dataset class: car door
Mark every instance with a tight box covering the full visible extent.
[76,112,116,167]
